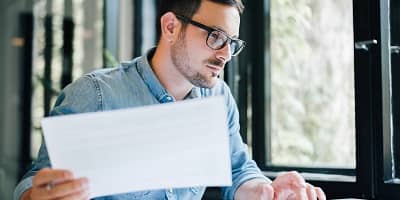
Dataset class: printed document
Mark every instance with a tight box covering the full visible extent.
[41,96,232,198]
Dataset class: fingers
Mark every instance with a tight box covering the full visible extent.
[275,189,297,200]
[32,168,74,187]
[34,177,89,199]
[257,183,274,200]
[272,171,307,189]
[306,183,317,200]
[30,168,90,200]
[295,183,326,200]
[293,186,307,200]
[315,186,326,200]
[234,179,274,200]
[272,171,305,200]
[271,171,326,200]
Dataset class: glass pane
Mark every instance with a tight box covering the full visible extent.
[31,0,104,158]
[269,0,355,168]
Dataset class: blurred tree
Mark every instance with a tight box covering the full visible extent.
[270,0,355,167]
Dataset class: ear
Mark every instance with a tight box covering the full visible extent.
[160,12,181,43]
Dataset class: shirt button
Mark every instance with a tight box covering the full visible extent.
[166,96,172,101]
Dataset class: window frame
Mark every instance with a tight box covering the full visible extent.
[378,0,400,199]
[391,0,400,182]
[239,0,400,198]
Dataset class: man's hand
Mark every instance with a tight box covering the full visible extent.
[235,178,274,200]
[272,171,325,200]
[235,171,325,200]
[21,168,90,200]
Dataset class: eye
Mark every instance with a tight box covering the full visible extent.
[208,31,221,43]
[207,31,227,49]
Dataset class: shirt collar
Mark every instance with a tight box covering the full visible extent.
[136,47,201,103]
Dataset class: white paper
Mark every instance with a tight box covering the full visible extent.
[41,96,232,198]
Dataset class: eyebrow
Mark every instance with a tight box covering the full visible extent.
[211,25,239,39]
[178,14,239,39]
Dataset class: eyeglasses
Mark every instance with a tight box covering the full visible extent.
[175,14,246,56]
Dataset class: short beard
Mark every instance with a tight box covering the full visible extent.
[171,30,217,88]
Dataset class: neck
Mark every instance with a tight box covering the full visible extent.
[151,45,193,101]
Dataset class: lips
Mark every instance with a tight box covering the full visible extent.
[206,64,223,75]
[205,58,224,76]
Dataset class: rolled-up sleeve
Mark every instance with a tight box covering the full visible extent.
[220,83,271,199]
[13,176,33,200]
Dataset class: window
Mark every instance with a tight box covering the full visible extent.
[238,0,400,198]
[29,0,158,163]
[268,0,355,168]
[31,0,104,159]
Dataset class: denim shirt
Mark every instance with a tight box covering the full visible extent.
[14,48,270,200]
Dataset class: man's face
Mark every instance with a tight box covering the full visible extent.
[170,1,241,88]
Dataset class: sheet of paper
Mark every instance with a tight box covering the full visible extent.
[41,96,232,198]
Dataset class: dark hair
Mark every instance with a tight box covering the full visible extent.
[156,0,244,40]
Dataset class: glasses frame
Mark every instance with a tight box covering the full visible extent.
[175,14,246,56]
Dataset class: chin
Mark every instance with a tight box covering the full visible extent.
[189,72,220,88]
[203,78,219,88]
[191,78,217,88]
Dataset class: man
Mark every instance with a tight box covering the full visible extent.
[14,0,326,199]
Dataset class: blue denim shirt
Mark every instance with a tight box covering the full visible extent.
[14,48,270,200]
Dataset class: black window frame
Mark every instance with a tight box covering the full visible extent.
[378,0,400,199]
[240,0,400,198]
[391,0,400,182]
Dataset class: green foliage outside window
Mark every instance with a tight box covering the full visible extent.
[270,0,355,167]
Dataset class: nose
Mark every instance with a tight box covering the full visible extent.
[215,42,232,63]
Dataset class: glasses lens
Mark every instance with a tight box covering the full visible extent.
[231,40,245,56]
[207,31,227,50]
[207,30,245,56]
[230,41,239,55]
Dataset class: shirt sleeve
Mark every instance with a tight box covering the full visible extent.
[13,75,100,200]
[220,82,271,200]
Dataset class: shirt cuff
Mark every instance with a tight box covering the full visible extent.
[226,174,271,200]
[13,176,33,200]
